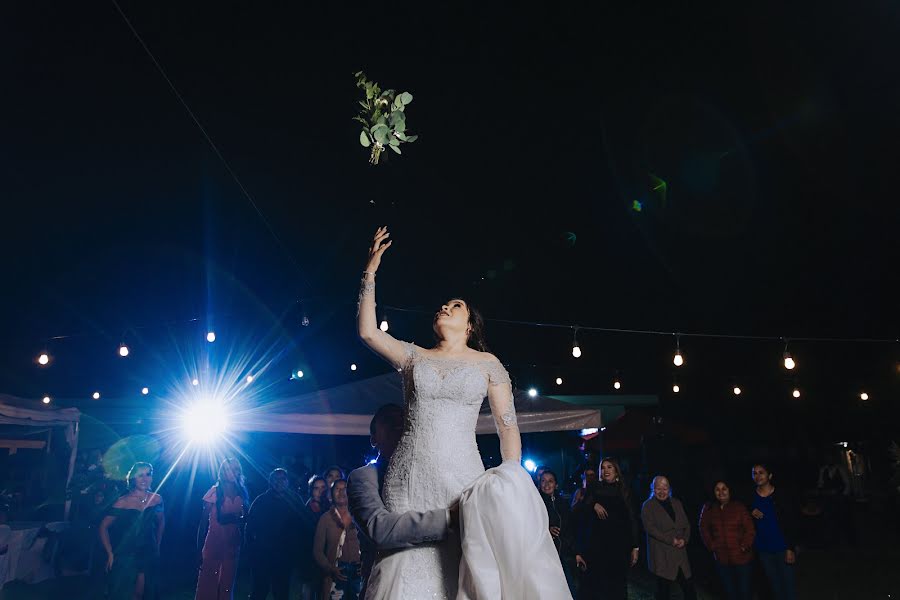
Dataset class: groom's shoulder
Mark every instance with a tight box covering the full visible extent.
[347,463,378,486]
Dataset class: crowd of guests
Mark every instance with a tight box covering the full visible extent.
[537,460,800,600]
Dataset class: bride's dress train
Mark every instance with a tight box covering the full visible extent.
[364,343,571,600]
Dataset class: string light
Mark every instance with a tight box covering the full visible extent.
[350,363,358,371]
[783,340,795,370]
[141,387,150,395]
[733,386,742,396]
[673,335,684,367]
[555,377,563,385]
[613,379,621,390]
[92,392,101,400]
[528,388,538,398]
[860,391,869,401]
[42,396,51,405]
[301,314,310,327]
[792,388,801,398]
[37,353,50,366]
[118,344,130,357]
[295,370,304,379]
[572,328,582,358]
[206,331,216,343]
[379,314,389,332]
[191,378,199,386]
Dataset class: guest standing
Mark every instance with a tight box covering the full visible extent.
[246,468,303,600]
[98,462,165,600]
[539,470,576,594]
[574,458,639,600]
[571,465,599,509]
[313,479,362,600]
[750,463,798,600]
[306,476,329,515]
[195,458,249,600]
[641,476,697,600]
[698,480,754,600]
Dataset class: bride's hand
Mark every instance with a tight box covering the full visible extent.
[365,226,392,274]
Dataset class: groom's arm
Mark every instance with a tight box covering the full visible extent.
[347,466,449,550]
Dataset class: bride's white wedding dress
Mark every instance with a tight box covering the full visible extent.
[365,342,571,600]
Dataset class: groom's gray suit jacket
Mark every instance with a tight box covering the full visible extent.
[347,462,451,597]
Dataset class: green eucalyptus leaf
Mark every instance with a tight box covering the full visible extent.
[389,144,401,154]
[404,135,418,143]
[359,130,371,147]
[400,92,413,105]
[394,120,406,133]
[391,110,406,122]
[395,131,408,141]
[389,135,400,146]
[372,125,391,144]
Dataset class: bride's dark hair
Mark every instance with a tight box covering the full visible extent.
[435,297,489,353]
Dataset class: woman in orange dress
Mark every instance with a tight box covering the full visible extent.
[195,458,249,600]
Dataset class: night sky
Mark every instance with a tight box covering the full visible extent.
[2,2,898,445]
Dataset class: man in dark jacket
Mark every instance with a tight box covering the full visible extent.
[245,468,304,600]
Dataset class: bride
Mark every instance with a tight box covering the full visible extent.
[357,226,571,599]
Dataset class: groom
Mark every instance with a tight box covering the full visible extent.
[347,403,459,596]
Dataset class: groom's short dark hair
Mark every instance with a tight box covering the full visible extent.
[370,403,403,436]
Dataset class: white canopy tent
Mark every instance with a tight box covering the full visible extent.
[0,395,81,519]
[233,372,601,436]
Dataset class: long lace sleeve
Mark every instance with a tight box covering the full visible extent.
[356,272,412,370]
[485,357,521,463]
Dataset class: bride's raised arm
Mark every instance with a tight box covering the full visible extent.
[486,357,522,463]
[357,226,409,370]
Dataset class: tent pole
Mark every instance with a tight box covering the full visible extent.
[64,421,80,521]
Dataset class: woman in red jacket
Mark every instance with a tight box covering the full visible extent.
[699,480,755,600]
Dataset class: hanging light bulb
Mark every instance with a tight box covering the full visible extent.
[118,344,130,357]
[792,388,801,398]
[782,340,795,370]
[555,377,563,385]
[37,352,50,366]
[141,387,150,395]
[673,335,684,367]
[528,388,538,398]
[613,379,621,390]
[42,396,51,405]
[301,314,310,327]
[296,370,304,379]
[92,391,101,400]
[206,331,216,343]
[571,328,582,358]
[733,386,742,396]
[860,391,869,401]
[379,317,389,332]
[672,384,680,393]
[350,363,358,371]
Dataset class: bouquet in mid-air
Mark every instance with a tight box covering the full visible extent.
[353,71,418,165]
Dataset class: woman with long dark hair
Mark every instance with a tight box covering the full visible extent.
[357,227,570,599]
[98,462,165,600]
[574,457,639,599]
[306,475,329,514]
[195,457,249,600]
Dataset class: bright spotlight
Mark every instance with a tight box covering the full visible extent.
[141,387,150,395]
[673,351,684,367]
[296,370,304,379]
[92,391,101,400]
[580,428,599,436]
[379,319,389,332]
[673,384,680,393]
[792,388,801,398]
[206,331,216,343]
[119,344,130,357]
[523,459,537,473]
[733,386,742,396]
[555,377,563,385]
[42,396,51,405]
[613,380,621,390]
[860,392,869,401]
[528,388,538,398]
[180,400,228,445]
[351,364,358,371]
[245,375,254,383]
[38,353,50,365]
[191,378,200,386]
